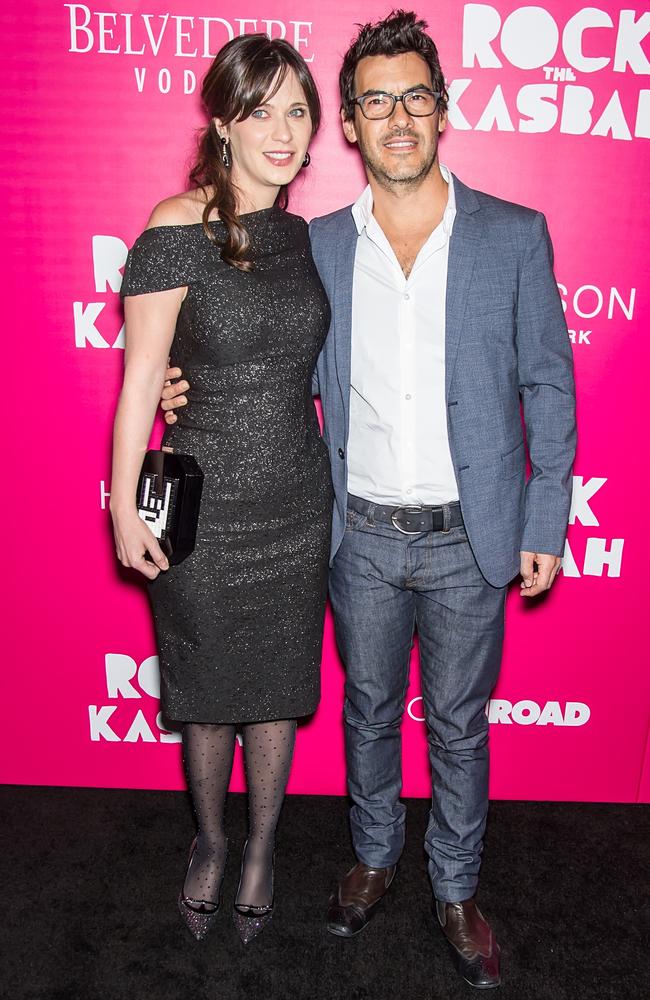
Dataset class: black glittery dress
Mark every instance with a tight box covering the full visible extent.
[121,207,332,724]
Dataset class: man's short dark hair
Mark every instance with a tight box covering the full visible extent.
[339,9,448,121]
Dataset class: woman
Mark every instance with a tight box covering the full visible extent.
[111,35,332,944]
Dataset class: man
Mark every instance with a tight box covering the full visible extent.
[161,11,576,989]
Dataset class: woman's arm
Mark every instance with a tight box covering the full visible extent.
[110,285,186,579]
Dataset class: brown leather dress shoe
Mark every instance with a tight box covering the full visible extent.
[326,862,396,937]
[435,898,501,989]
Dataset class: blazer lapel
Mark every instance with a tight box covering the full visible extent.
[332,211,357,423]
[445,176,483,397]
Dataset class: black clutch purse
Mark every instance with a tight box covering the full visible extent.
[136,450,204,565]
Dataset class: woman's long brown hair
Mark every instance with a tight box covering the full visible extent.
[190,34,321,271]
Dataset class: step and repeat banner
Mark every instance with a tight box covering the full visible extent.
[3,2,648,800]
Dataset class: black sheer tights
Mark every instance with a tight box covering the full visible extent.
[181,722,235,912]
[181,719,296,912]
[236,719,296,911]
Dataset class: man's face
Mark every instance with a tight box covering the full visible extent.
[342,52,447,190]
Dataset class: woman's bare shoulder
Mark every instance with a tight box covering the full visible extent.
[145,190,213,230]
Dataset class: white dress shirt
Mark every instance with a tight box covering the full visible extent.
[347,164,460,506]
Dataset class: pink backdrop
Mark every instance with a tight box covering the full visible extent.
[3,1,648,801]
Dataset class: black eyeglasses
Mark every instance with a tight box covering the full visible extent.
[354,87,441,120]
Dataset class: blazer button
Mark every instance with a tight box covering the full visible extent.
[338,448,345,459]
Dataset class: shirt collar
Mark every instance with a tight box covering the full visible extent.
[351,164,456,236]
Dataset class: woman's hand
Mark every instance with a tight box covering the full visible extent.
[112,507,170,580]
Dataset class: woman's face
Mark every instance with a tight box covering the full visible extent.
[218,69,313,210]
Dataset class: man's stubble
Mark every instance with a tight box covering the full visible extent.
[355,127,440,195]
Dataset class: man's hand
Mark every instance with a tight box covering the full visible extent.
[161,365,189,424]
[519,551,561,598]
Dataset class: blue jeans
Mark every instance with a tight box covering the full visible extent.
[328,498,507,903]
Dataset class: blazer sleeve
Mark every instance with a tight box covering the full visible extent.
[517,212,577,556]
[309,219,323,397]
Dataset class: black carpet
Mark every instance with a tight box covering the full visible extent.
[1,786,648,1000]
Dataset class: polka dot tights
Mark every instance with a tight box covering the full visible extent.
[237,719,297,909]
[181,719,296,910]
[182,722,235,909]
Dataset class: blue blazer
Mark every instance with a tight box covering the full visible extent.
[309,174,576,588]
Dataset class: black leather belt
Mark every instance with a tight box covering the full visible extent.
[347,494,464,535]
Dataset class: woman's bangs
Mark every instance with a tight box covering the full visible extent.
[235,59,290,121]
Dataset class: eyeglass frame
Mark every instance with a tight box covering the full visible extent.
[353,86,443,120]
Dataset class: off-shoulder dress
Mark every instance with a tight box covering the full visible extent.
[121,206,332,723]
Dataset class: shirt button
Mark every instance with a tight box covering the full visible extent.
[406,488,413,495]
[405,394,412,400]
[404,292,410,300]
[338,448,345,459]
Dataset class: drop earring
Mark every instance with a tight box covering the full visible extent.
[221,138,230,168]
[302,152,311,167]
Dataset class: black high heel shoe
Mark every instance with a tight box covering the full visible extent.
[178,836,227,941]
[232,839,275,944]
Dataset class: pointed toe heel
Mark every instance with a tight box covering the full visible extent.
[232,839,275,944]
[178,836,226,941]
[178,892,220,941]
[232,904,274,944]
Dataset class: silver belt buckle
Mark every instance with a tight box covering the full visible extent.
[391,504,426,535]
